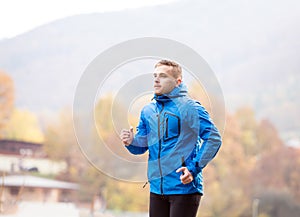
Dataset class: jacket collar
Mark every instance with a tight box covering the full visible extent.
[153,83,188,102]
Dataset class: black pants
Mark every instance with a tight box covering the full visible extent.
[149,192,202,217]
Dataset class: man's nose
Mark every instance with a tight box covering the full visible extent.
[154,77,159,83]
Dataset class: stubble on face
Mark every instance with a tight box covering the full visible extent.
[153,65,179,95]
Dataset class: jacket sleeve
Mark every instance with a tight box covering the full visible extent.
[186,102,222,177]
[125,109,149,155]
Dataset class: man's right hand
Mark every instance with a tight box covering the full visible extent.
[120,126,134,146]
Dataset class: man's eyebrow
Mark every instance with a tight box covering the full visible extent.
[154,72,168,76]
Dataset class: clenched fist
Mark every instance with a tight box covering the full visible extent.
[120,126,134,146]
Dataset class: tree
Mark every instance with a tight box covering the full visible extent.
[250,117,300,215]
[235,107,259,156]
[93,95,147,174]
[199,111,283,217]
[44,108,85,181]
[200,114,254,217]
[256,119,282,152]
[76,95,149,209]
[253,145,300,204]
[2,109,44,143]
[0,70,14,138]
[256,190,300,217]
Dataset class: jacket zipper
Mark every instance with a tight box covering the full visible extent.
[181,156,186,175]
[158,103,164,195]
[165,117,169,138]
[142,181,148,188]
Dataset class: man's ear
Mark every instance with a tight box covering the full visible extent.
[176,78,182,86]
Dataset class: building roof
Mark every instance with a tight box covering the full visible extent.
[0,139,44,157]
[2,175,79,190]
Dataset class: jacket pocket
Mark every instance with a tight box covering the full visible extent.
[163,112,180,141]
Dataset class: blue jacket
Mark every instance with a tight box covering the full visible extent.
[126,83,222,195]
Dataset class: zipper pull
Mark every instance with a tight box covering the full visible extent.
[181,156,186,175]
[143,181,148,188]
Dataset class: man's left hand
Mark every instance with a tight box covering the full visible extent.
[176,167,194,184]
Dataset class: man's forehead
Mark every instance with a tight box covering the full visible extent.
[153,65,173,75]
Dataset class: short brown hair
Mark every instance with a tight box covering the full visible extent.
[155,60,182,79]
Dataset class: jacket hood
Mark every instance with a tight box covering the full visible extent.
[153,83,188,102]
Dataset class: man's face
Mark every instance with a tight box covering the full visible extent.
[153,65,181,95]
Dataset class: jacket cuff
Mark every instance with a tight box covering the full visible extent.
[186,164,196,177]
[186,162,201,177]
[125,143,134,151]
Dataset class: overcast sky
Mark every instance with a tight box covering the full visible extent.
[0,0,177,40]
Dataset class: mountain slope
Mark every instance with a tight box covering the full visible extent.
[0,0,299,138]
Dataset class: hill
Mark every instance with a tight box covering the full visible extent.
[0,0,299,140]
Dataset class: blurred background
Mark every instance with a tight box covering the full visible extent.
[0,0,299,216]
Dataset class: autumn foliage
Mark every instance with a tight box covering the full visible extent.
[1,76,300,216]
[0,70,14,138]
